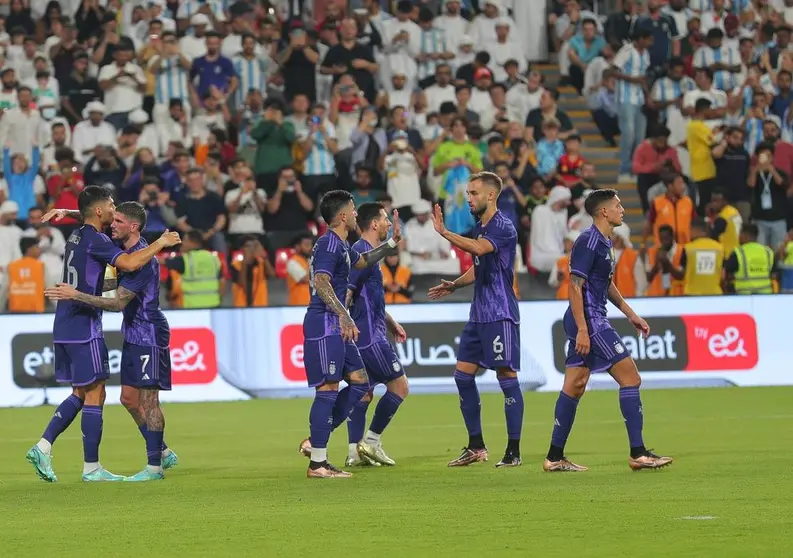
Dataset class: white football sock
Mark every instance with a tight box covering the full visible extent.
[364,430,381,445]
[348,443,359,459]
[146,465,163,474]
[310,448,327,463]
[83,462,101,474]
[36,439,52,455]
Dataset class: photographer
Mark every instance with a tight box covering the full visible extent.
[265,166,314,249]
[83,144,127,191]
[298,103,339,202]
[381,131,422,221]
[138,176,177,244]
[225,172,267,251]
[230,236,275,308]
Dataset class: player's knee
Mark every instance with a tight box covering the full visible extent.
[348,369,369,385]
[389,376,409,399]
[361,390,373,404]
[71,387,86,401]
[563,372,589,398]
[316,382,339,392]
[618,375,641,389]
[120,389,138,410]
[83,382,105,406]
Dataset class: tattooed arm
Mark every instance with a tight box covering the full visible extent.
[102,278,118,292]
[315,273,359,342]
[45,284,136,312]
[345,288,354,309]
[353,209,403,269]
[41,208,82,223]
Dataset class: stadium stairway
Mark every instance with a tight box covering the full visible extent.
[534,63,645,245]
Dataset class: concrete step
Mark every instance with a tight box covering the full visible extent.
[581,148,619,159]
[558,97,590,110]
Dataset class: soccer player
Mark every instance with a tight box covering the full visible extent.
[544,189,673,472]
[44,202,178,482]
[25,187,181,483]
[427,172,523,468]
[344,202,409,466]
[299,190,401,478]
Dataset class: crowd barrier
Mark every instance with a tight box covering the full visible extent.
[0,295,786,407]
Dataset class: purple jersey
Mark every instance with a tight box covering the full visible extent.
[567,225,614,334]
[53,225,124,343]
[118,238,170,348]
[469,211,520,324]
[304,230,361,340]
[349,238,387,349]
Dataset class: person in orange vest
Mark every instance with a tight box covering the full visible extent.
[286,231,314,306]
[645,224,685,297]
[230,236,274,307]
[382,252,413,303]
[612,225,646,297]
[643,172,695,248]
[548,230,580,300]
[7,237,47,313]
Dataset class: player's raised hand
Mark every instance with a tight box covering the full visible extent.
[158,229,182,248]
[391,321,407,343]
[41,208,67,223]
[391,208,402,242]
[630,314,651,338]
[45,283,79,301]
[428,279,455,300]
[430,204,446,235]
[340,314,360,343]
[574,329,590,356]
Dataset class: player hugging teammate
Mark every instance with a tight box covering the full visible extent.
[26,188,181,483]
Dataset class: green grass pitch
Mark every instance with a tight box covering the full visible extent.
[1,387,791,556]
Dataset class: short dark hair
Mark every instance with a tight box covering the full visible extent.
[663,172,682,186]
[357,202,386,231]
[292,231,314,247]
[742,223,759,239]
[658,224,674,237]
[668,57,685,70]
[319,190,355,224]
[469,171,503,192]
[115,201,147,231]
[186,166,203,176]
[487,135,505,146]
[633,28,652,41]
[650,125,671,138]
[141,175,161,187]
[205,31,222,39]
[584,188,618,216]
[695,67,714,82]
[20,237,38,255]
[694,98,712,113]
[690,217,708,232]
[78,185,113,217]
[778,69,792,81]
[755,141,775,155]
[185,230,205,246]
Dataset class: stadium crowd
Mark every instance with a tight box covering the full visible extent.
[1,0,793,313]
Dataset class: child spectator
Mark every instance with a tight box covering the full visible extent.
[557,135,585,185]
[535,119,565,181]
[591,71,619,147]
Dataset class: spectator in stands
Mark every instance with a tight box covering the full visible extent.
[351,164,378,206]
[759,115,793,179]
[455,50,489,87]
[190,31,238,102]
[165,230,224,309]
[613,27,653,183]
[707,190,742,259]
[71,101,116,164]
[694,28,740,93]
[590,70,619,147]
[252,98,296,191]
[636,0,679,79]
[529,185,571,273]
[0,200,23,306]
[548,230,578,300]
[650,57,695,125]
[492,161,526,232]
[322,16,378,103]
[404,199,457,275]
[45,152,84,236]
[748,142,789,249]
[175,167,228,254]
[382,252,413,304]
[724,222,776,294]
[535,119,565,181]
[180,14,210,61]
[0,85,41,162]
[558,135,585,186]
[611,225,646,298]
[203,151,229,195]
[278,26,320,104]
[2,139,41,218]
[632,125,682,213]
[525,88,574,142]
[300,103,339,200]
[230,236,273,308]
[98,39,146,130]
[568,188,594,232]
[567,18,606,94]
[485,17,526,85]
[265,166,315,247]
[645,224,685,297]
[137,176,173,244]
[772,70,793,119]
[424,63,457,113]
[286,231,313,306]
[225,171,267,251]
[712,126,751,222]
[453,85,480,125]
[644,172,695,248]
[605,0,636,50]
[191,94,231,146]
[40,122,69,173]
[22,205,64,287]
[506,70,544,126]
[383,132,422,220]
[6,236,48,313]
[687,98,718,214]
[431,116,482,199]
[84,145,127,190]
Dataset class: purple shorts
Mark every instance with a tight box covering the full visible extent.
[303,335,365,387]
[457,320,520,371]
[120,342,172,390]
[564,327,631,373]
[360,339,405,386]
[54,339,110,387]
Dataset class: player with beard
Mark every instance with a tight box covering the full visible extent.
[428,172,523,468]
[544,189,673,472]
[26,188,180,483]
[45,202,179,481]
[299,190,402,478]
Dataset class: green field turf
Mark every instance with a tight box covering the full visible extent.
[0,387,791,556]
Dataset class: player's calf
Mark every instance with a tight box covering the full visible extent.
[544,367,590,472]
[80,381,123,482]
[306,384,352,477]
[496,370,523,467]
[26,388,86,482]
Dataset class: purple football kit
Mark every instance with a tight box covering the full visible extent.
[457,211,521,371]
[54,225,124,387]
[302,230,365,387]
[118,239,172,390]
[563,225,630,372]
[348,238,405,386]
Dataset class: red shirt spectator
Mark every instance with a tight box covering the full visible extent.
[558,153,585,185]
[47,169,85,225]
[632,139,682,176]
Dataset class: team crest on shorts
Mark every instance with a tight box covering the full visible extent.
[328,362,337,375]
[614,342,624,354]
[392,360,400,372]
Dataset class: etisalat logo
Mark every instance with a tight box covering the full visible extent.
[551,314,759,373]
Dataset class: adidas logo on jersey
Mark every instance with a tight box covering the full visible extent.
[494,354,504,361]
[142,373,150,380]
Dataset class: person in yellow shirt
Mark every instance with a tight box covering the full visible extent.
[724,223,776,294]
[686,98,717,215]
[680,218,724,296]
[707,190,742,259]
